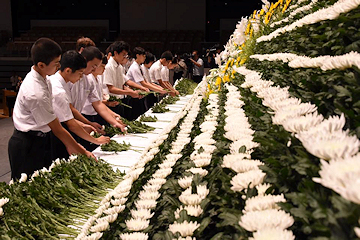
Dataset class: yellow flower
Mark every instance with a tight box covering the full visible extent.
[252,10,257,19]
[250,28,254,37]
[259,9,265,16]
[224,59,232,71]
[240,58,247,65]
[245,22,251,35]
[223,75,230,83]
[215,77,222,86]
[273,1,280,9]
[230,59,234,67]
[279,0,284,5]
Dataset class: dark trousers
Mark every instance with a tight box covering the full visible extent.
[127,97,147,120]
[8,129,51,180]
[50,123,71,161]
[192,75,203,83]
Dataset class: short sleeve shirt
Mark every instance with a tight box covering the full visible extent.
[161,66,169,82]
[126,61,145,84]
[49,72,74,123]
[81,74,102,116]
[70,74,101,112]
[149,60,162,84]
[12,67,56,132]
[192,58,204,76]
[140,64,151,83]
[103,56,127,99]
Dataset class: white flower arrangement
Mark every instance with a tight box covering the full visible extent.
[231,170,266,192]
[125,218,150,231]
[174,205,203,219]
[168,221,200,237]
[257,0,360,42]
[239,209,294,232]
[119,232,149,240]
[249,227,295,240]
[244,194,286,212]
[251,51,360,71]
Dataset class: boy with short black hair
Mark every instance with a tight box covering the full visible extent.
[69,46,127,137]
[104,41,150,119]
[149,51,179,96]
[8,38,94,180]
[50,50,110,159]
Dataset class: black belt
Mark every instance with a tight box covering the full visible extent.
[15,129,49,138]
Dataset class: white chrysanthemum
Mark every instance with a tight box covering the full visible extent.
[103,205,125,215]
[244,194,286,212]
[313,156,360,204]
[249,228,295,240]
[125,218,150,231]
[194,138,216,146]
[186,168,208,177]
[130,208,154,220]
[111,191,130,199]
[256,86,289,100]
[175,205,203,219]
[300,113,346,136]
[82,232,103,240]
[90,221,109,232]
[0,208,3,216]
[193,158,212,168]
[229,140,259,154]
[193,133,213,143]
[0,198,10,208]
[256,183,272,196]
[111,198,127,206]
[138,190,161,201]
[178,176,194,189]
[179,188,206,206]
[114,179,133,193]
[231,170,266,192]
[96,213,118,224]
[69,154,78,161]
[135,199,157,210]
[153,168,173,179]
[239,209,294,232]
[120,232,149,240]
[169,221,200,237]
[19,173,27,183]
[124,168,144,181]
[272,103,318,125]
[224,130,255,142]
[282,112,324,133]
[159,160,177,169]
[194,144,217,154]
[224,159,264,173]
[147,178,167,186]
[298,130,360,160]
[143,183,162,192]
[196,185,210,199]
[263,97,302,112]
[95,202,110,215]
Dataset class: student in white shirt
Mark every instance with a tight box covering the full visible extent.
[141,52,166,105]
[8,38,94,180]
[69,46,126,138]
[189,50,204,83]
[149,51,179,96]
[50,50,110,159]
[126,47,168,119]
[104,41,148,120]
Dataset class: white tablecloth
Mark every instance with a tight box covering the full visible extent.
[93,95,193,173]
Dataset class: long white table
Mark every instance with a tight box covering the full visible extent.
[92,95,193,173]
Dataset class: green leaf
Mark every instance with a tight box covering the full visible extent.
[196,217,211,234]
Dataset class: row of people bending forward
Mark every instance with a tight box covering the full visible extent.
[8,37,183,180]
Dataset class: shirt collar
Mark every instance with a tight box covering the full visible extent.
[109,56,120,68]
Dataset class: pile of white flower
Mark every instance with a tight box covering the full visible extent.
[257,0,360,42]
[250,51,360,71]
[234,66,360,235]
[74,80,208,240]
[168,93,219,239]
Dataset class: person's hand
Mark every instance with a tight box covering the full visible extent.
[159,89,168,95]
[170,91,176,97]
[91,122,105,135]
[175,90,180,96]
[135,90,144,99]
[114,122,127,133]
[85,150,97,161]
[143,87,150,92]
[114,115,125,125]
[82,123,96,134]
[107,101,119,107]
[129,90,140,99]
[95,135,110,145]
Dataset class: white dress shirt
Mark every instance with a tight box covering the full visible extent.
[126,61,145,84]
[149,60,163,84]
[69,74,101,112]
[140,64,151,83]
[192,58,204,76]
[103,56,128,99]
[81,74,102,116]
[49,72,74,123]
[13,67,56,133]
[161,66,170,82]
